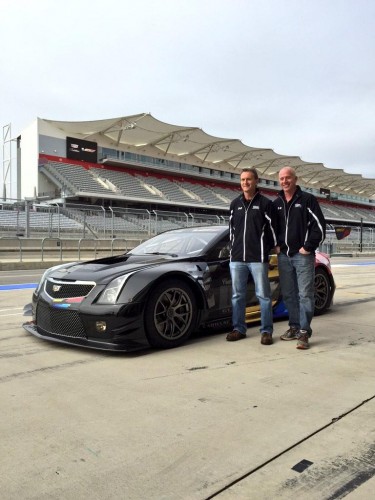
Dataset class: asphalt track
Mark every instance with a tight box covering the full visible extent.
[1,257,375,499]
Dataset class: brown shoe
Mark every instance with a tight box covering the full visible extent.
[261,333,273,345]
[226,330,246,341]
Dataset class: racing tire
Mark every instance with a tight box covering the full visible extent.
[314,267,332,315]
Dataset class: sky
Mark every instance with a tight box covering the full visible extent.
[1,0,374,184]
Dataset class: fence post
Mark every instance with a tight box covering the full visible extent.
[41,237,62,262]
[109,207,114,239]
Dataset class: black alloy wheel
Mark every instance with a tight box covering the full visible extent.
[145,279,197,348]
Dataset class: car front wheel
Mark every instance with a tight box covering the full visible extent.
[145,279,197,348]
[314,267,332,315]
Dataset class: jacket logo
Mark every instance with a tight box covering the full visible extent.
[295,203,302,208]
[53,285,62,292]
[252,205,260,209]
[237,207,243,210]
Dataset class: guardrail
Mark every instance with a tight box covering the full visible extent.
[321,240,375,256]
[0,237,145,263]
[0,236,24,261]
[1,235,375,265]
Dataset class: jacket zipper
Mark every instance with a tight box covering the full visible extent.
[283,196,297,257]
[242,197,253,260]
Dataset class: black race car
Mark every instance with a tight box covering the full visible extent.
[23,225,335,351]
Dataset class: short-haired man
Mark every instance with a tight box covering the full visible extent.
[273,166,326,349]
[227,167,277,345]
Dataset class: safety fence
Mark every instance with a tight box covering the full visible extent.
[0,202,228,239]
[1,201,375,262]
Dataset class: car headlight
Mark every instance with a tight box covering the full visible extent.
[97,274,132,304]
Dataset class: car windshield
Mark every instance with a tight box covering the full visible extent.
[129,228,222,257]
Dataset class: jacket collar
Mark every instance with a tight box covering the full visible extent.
[241,188,260,203]
[278,185,301,202]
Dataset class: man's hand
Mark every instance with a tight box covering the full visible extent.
[299,247,311,255]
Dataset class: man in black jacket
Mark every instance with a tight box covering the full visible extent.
[227,167,277,345]
[273,166,326,349]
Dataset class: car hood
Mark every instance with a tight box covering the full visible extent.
[49,254,194,284]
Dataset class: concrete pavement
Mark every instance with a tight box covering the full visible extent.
[0,259,374,499]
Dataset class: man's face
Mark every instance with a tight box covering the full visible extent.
[240,171,258,197]
[278,168,297,196]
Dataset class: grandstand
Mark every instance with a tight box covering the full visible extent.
[1,113,375,257]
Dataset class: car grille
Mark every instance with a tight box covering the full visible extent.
[45,279,95,299]
[36,302,86,338]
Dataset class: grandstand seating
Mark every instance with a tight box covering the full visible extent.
[174,181,230,207]
[320,203,375,223]
[2,159,373,245]
[42,162,116,196]
[136,175,196,205]
[39,161,372,223]
[97,169,164,200]
[41,161,239,208]
[0,209,82,234]
[321,205,342,218]
[353,208,375,222]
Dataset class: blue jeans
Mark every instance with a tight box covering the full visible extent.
[277,252,315,335]
[230,261,273,336]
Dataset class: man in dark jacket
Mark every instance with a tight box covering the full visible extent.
[273,166,326,350]
[227,167,277,345]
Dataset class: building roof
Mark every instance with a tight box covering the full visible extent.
[40,113,375,198]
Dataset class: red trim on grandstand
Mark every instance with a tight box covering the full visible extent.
[38,154,375,214]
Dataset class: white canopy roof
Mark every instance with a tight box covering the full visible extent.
[40,113,375,198]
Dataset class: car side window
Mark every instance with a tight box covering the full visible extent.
[218,243,230,259]
[207,240,230,260]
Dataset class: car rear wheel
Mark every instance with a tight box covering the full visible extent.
[314,267,331,315]
[145,279,197,348]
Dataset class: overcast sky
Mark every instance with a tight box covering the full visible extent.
[1,0,374,180]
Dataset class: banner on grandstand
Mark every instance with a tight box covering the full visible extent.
[66,137,98,163]
[320,187,331,196]
[334,226,352,240]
